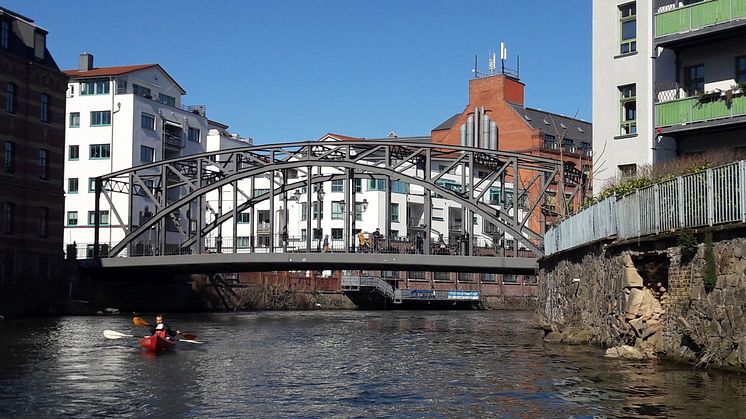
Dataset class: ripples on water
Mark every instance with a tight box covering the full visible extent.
[1,311,745,418]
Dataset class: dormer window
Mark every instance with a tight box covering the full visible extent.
[158,94,176,107]
[33,31,45,60]
[81,79,110,95]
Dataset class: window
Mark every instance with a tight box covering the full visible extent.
[562,139,575,153]
[432,207,444,222]
[158,94,176,107]
[434,271,450,281]
[3,142,13,173]
[88,210,109,226]
[116,80,127,94]
[68,145,79,160]
[618,164,637,177]
[89,144,111,159]
[581,142,592,157]
[301,229,307,241]
[313,201,323,220]
[88,177,96,192]
[619,3,636,55]
[68,178,79,194]
[255,188,269,196]
[33,32,45,60]
[237,212,250,223]
[69,112,80,128]
[132,84,151,98]
[503,274,518,284]
[6,83,15,113]
[332,201,344,220]
[39,207,48,237]
[67,211,78,226]
[38,149,48,180]
[140,145,154,163]
[331,180,343,192]
[188,127,201,143]
[237,237,251,248]
[408,271,426,280]
[2,202,13,234]
[1,21,8,49]
[355,202,364,221]
[40,94,49,122]
[543,134,557,150]
[391,203,400,222]
[141,113,155,130]
[332,228,343,240]
[90,110,111,126]
[737,56,746,84]
[684,64,705,96]
[619,84,636,135]
[354,179,362,193]
[392,181,409,194]
[81,80,110,95]
[368,179,386,191]
[301,203,307,221]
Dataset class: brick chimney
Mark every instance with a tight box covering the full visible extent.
[468,74,524,108]
[79,52,93,71]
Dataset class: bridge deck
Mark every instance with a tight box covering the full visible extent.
[87,253,538,274]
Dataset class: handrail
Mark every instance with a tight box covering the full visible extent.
[546,160,746,255]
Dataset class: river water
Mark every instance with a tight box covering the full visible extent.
[1,310,745,418]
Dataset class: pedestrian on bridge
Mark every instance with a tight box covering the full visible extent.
[373,228,381,252]
[357,231,367,253]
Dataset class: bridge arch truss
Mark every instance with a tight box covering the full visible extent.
[94,141,571,260]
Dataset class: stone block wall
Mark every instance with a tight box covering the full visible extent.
[539,229,746,371]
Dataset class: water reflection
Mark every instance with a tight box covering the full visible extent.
[0,311,745,417]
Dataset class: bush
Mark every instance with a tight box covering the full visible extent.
[703,231,717,293]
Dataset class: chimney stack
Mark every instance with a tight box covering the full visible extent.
[79,53,93,71]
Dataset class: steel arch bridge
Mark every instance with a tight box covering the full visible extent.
[92,140,575,273]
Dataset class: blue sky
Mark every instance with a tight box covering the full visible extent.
[5,1,591,144]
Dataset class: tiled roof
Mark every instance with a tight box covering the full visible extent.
[64,64,158,78]
[432,113,461,131]
[509,104,592,142]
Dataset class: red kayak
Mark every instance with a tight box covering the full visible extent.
[139,335,176,352]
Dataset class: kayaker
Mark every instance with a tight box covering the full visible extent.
[149,314,180,340]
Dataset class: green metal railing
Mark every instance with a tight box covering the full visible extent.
[655,0,746,37]
[655,94,746,126]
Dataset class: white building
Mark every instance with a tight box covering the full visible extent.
[64,53,210,256]
[592,0,746,194]
[202,133,529,255]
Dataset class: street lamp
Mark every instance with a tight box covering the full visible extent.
[316,185,325,251]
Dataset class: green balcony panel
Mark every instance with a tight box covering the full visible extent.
[656,95,746,127]
[656,0,746,37]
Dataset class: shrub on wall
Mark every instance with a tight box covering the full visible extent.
[678,229,698,264]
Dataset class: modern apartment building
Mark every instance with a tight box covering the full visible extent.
[0,8,68,298]
[64,54,209,256]
[593,0,746,194]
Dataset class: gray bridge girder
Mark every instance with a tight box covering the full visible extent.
[89,253,538,275]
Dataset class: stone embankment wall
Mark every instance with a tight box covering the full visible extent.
[538,227,746,371]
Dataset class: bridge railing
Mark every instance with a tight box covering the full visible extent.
[68,233,539,260]
[545,160,746,256]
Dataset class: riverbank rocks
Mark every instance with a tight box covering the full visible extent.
[605,345,645,360]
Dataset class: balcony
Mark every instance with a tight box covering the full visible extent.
[163,133,184,148]
[655,89,746,128]
[655,0,746,42]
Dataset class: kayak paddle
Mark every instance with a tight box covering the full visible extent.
[103,330,138,339]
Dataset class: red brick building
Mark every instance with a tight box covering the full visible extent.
[0,7,68,311]
[431,74,592,232]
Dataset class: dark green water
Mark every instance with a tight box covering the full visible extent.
[1,311,745,418]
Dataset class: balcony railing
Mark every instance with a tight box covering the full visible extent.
[655,91,746,127]
[163,133,184,148]
[655,0,746,38]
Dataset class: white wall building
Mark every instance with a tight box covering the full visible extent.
[64,53,210,256]
[593,0,746,195]
[202,134,529,256]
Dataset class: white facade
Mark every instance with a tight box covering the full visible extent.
[202,135,528,255]
[593,0,746,195]
[64,56,209,256]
